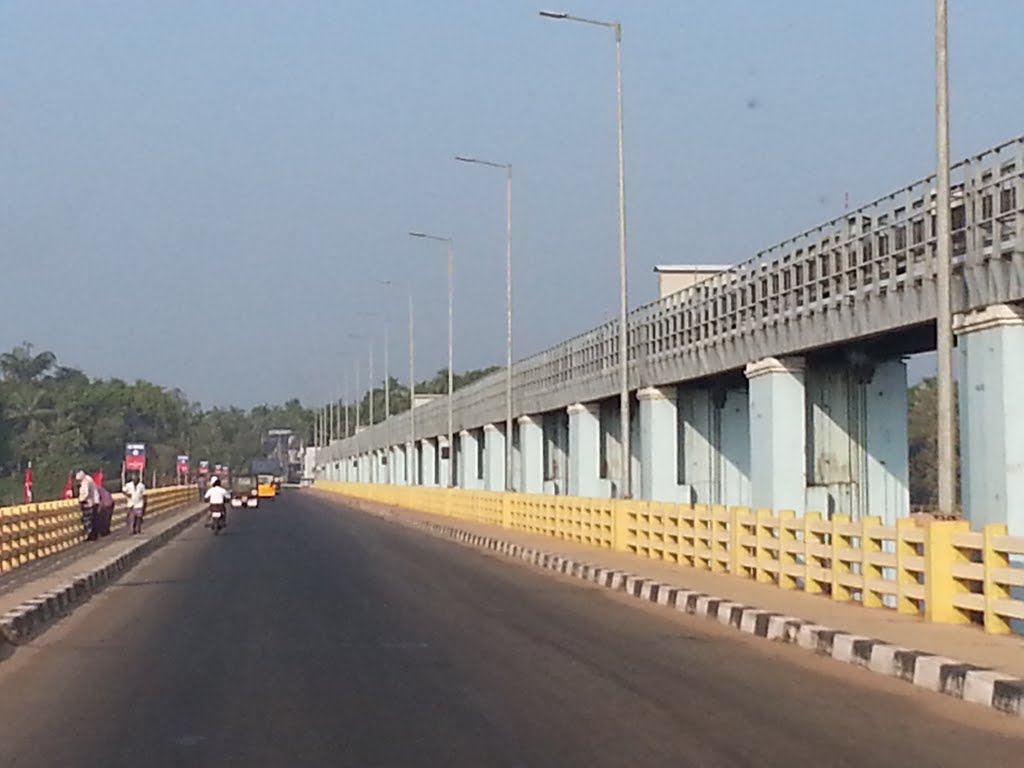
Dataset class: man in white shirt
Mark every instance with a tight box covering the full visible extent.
[204,476,231,526]
[123,477,147,534]
[76,470,100,540]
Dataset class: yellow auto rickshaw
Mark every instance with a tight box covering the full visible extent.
[256,473,277,500]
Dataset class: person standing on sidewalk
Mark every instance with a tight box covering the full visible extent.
[76,470,100,541]
[95,483,116,537]
[123,475,146,534]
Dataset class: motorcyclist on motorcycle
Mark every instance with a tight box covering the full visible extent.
[204,475,231,527]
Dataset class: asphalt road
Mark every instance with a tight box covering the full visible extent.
[0,492,1021,767]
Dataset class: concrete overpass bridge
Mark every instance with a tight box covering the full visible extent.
[320,134,1024,535]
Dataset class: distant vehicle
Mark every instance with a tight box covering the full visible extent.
[256,474,277,500]
[231,476,259,509]
[251,458,283,500]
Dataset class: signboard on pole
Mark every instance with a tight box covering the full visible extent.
[125,443,146,472]
[176,455,190,476]
[198,460,210,476]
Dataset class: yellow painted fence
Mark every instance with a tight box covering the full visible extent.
[319,481,1024,636]
[0,486,196,575]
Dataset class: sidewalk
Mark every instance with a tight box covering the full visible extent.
[318,490,1024,716]
[0,503,204,653]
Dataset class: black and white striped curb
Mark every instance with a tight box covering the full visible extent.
[0,505,206,662]
[342,498,1024,719]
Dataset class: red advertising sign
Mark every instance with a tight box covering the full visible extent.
[198,460,210,476]
[176,455,190,475]
[125,443,146,472]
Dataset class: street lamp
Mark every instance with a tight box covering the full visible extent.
[455,155,514,491]
[934,0,954,516]
[540,9,632,497]
[409,231,454,486]
[347,332,374,429]
[382,279,417,484]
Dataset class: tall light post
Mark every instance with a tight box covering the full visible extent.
[353,358,361,433]
[540,9,631,497]
[409,231,454,485]
[348,332,373,429]
[343,368,350,438]
[456,155,514,491]
[934,0,954,516]
[383,279,417,484]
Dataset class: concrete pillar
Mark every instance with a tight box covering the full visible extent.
[510,420,522,492]
[483,424,506,491]
[746,356,806,513]
[956,304,1024,534]
[680,386,751,507]
[544,410,569,494]
[865,359,909,526]
[638,386,680,502]
[401,442,413,483]
[568,402,601,498]
[457,430,480,489]
[518,416,544,494]
[438,436,451,487]
[421,439,437,487]
[395,445,405,484]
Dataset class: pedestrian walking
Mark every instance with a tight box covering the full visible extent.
[76,470,100,541]
[196,473,208,502]
[123,476,146,534]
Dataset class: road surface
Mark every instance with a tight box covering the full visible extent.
[0,491,1021,767]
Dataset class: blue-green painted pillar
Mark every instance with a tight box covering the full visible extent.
[746,356,806,513]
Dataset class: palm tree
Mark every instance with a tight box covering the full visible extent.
[0,343,56,383]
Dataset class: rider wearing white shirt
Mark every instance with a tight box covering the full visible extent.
[204,476,231,524]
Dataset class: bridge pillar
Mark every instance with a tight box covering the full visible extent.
[801,359,909,522]
[865,359,909,525]
[680,386,750,507]
[407,442,416,484]
[518,416,544,494]
[420,439,436,486]
[568,403,602,498]
[510,421,521,492]
[457,430,480,490]
[391,445,406,485]
[543,410,569,494]
[483,424,506,491]
[956,304,1024,533]
[638,387,682,501]
[438,436,451,487]
[746,356,806,514]
[601,397,640,498]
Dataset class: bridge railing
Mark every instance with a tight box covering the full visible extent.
[319,482,1024,636]
[329,135,1024,458]
[0,486,196,575]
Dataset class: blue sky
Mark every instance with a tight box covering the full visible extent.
[1,1,1021,406]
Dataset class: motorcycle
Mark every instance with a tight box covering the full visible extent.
[209,503,226,535]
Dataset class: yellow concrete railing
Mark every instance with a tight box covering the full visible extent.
[318,482,1024,635]
[0,486,197,575]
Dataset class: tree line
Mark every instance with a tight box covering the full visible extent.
[0,343,501,504]
[0,342,316,503]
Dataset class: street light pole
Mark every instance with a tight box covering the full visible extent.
[410,231,455,486]
[455,155,514,491]
[540,9,631,497]
[408,290,416,484]
[383,279,417,485]
[354,358,361,432]
[383,321,390,482]
[935,0,954,516]
[368,339,374,429]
